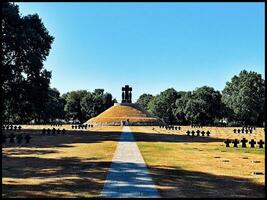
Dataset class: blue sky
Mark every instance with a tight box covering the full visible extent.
[17,2,265,102]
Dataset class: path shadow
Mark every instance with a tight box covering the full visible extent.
[2,153,265,198]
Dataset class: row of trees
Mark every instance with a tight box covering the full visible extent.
[2,3,116,124]
[137,70,265,126]
[2,3,265,126]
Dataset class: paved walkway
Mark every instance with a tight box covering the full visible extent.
[101,126,160,198]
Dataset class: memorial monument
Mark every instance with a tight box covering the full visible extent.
[86,85,164,126]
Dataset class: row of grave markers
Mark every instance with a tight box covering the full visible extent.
[224,138,264,148]
[2,133,32,144]
[186,130,211,137]
[2,125,22,130]
[159,126,182,130]
[42,128,66,135]
[233,129,256,134]
[72,124,93,129]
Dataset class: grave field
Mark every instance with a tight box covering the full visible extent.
[2,126,122,198]
[2,125,265,198]
[131,126,265,198]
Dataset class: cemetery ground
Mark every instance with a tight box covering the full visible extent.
[2,125,265,198]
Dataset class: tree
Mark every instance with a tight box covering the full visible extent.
[81,89,115,120]
[222,70,265,126]
[174,91,191,124]
[2,3,54,123]
[148,88,179,124]
[182,86,223,125]
[43,88,65,123]
[136,94,154,111]
[62,90,88,122]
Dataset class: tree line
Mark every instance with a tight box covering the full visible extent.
[137,70,265,126]
[2,3,265,126]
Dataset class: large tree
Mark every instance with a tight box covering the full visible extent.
[2,3,54,123]
[222,70,265,126]
[81,89,115,120]
[62,90,88,123]
[136,94,154,111]
[148,88,179,124]
[186,87,222,125]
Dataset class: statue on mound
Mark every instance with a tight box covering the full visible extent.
[122,85,132,103]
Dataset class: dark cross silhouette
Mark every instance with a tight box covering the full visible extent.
[233,129,236,133]
[14,126,17,131]
[186,130,190,136]
[122,85,132,103]
[191,130,195,136]
[72,125,74,129]
[10,125,13,130]
[240,138,248,148]
[16,134,23,144]
[232,139,239,147]
[245,129,249,134]
[237,129,240,133]
[196,130,200,136]
[206,131,210,137]
[201,131,205,136]
[257,140,264,148]
[249,139,256,148]
[178,126,181,130]
[224,139,231,147]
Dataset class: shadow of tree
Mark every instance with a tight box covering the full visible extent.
[3,129,224,150]
[2,154,265,198]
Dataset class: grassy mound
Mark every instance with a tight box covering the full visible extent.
[87,104,162,125]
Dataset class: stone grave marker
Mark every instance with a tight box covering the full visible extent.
[232,139,239,147]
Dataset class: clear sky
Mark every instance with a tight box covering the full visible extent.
[17,2,265,102]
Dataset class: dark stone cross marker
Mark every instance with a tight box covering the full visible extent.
[232,139,239,147]
[249,139,256,148]
[122,85,132,103]
[224,139,231,147]
[257,140,264,148]
[201,131,205,136]
[191,130,195,136]
[241,138,248,148]
[196,130,200,136]
[186,130,190,136]
[206,131,210,137]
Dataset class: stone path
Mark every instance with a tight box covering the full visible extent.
[101,126,160,198]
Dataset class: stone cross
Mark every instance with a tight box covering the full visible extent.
[122,85,132,103]
[224,139,231,147]
[232,139,239,147]
[241,138,248,148]
[257,140,264,148]
[249,139,256,148]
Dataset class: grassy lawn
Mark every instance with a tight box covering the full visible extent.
[2,126,122,198]
[131,126,265,198]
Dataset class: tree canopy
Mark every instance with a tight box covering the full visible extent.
[2,2,54,123]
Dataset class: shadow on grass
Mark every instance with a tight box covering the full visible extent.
[3,129,224,149]
[2,154,265,198]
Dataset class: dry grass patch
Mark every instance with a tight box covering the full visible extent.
[2,126,122,198]
[131,126,265,198]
